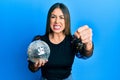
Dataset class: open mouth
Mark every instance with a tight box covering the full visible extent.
[53,25,61,30]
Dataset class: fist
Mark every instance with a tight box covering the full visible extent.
[74,25,93,45]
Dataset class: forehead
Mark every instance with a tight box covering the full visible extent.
[51,8,63,15]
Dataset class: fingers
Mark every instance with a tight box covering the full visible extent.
[34,59,48,68]
[74,25,88,39]
[74,31,80,39]
[77,25,89,33]
[80,28,92,42]
[74,25,93,44]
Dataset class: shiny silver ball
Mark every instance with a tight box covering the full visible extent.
[27,40,50,63]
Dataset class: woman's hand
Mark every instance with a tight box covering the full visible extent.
[34,59,48,68]
[74,25,93,50]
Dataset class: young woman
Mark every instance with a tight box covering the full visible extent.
[28,3,94,80]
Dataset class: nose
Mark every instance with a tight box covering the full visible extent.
[55,17,60,23]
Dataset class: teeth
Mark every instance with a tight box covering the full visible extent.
[54,26,60,29]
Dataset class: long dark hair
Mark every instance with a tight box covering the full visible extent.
[45,3,71,36]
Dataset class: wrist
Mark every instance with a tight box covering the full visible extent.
[84,41,93,51]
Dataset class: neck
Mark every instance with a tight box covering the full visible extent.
[49,33,65,44]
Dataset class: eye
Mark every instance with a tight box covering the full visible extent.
[51,14,56,18]
[60,15,64,19]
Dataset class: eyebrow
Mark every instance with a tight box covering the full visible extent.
[51,14,64,17]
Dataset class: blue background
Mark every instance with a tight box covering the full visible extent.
[0,0,120,80]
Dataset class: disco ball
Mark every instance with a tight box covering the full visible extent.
[27,40,50,63]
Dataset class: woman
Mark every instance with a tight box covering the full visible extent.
[28,3,94,80]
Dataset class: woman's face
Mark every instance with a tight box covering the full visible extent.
[50,8,65,34]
